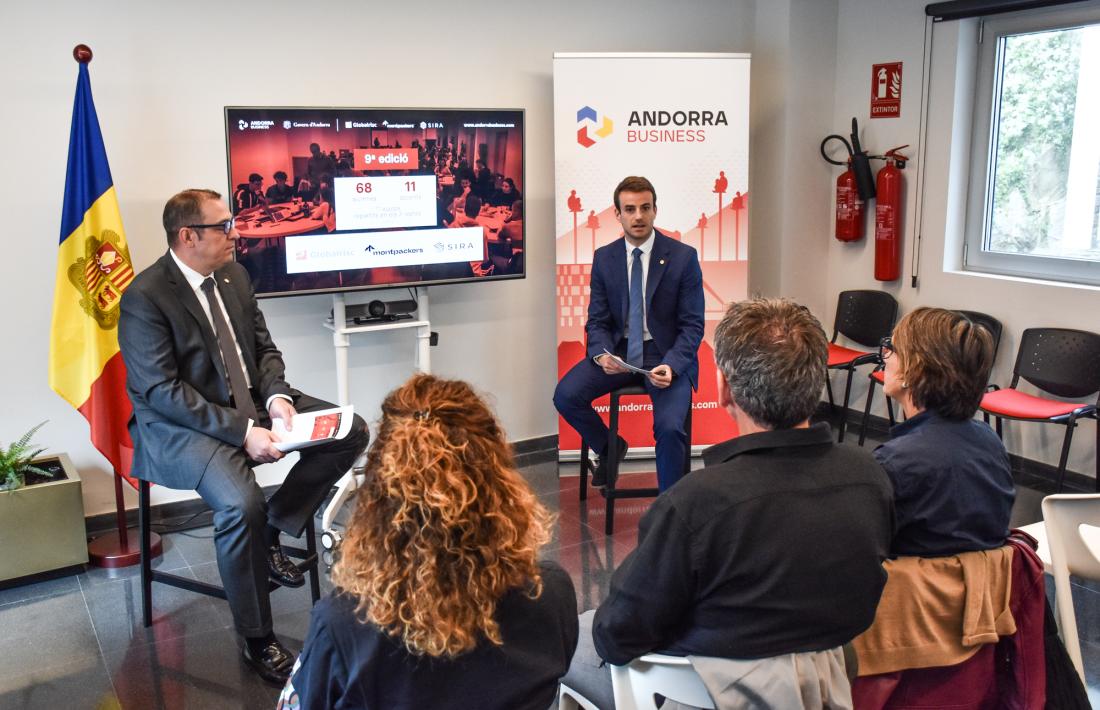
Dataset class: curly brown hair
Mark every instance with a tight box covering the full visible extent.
[331,374,553,658]
[892,307,995,420]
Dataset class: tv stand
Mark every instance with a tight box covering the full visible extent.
[319,287,432,542]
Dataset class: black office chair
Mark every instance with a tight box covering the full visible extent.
[857,310,1003,446]
[979,328,1100,492]
[825,290,898,442]
[578,384,692,535]
[137,479,321,628]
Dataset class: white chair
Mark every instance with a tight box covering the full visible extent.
[1078,522,1100,564]
[610,653,716,710]
[558,682,601,710]
[1039,493,1100,682]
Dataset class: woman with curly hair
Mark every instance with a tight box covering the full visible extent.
[278,374,578,710]
[875,307,1015,556]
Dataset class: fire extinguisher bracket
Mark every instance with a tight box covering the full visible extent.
[821,123,913,258]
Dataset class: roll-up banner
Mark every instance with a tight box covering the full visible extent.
[554,52,750,456]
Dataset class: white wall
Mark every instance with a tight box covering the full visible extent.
[0,0,764,516]
[749,0,838,316]
[825,0,1100,478]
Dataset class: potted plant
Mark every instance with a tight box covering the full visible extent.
[0,422,55,491]
[0,422,88,584]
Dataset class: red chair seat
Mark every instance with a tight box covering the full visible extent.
[871,369,885,384]
[828,343,872,367]
[980,388,1086,420]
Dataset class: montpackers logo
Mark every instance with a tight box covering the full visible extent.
[67,230,135,329]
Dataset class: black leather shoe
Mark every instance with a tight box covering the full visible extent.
[590,436,628,487]
[268,544,305,588]
[241,638,295,686]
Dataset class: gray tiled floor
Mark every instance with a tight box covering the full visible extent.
[1,441,1098,708]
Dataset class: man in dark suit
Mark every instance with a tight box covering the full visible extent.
[553,176,704,492]
[118,189,368,685]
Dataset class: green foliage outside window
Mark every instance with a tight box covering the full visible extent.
[988,27,1081,256]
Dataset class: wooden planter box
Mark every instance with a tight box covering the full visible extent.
[0,454,88,584]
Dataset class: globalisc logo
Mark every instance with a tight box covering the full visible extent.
[576,106,613,148]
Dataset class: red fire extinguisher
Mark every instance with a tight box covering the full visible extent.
[835,159,864,242]
[874,146,908,281]
[821,122,875,243]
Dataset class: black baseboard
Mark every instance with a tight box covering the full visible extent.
[512,434,558,468]
[0,563,86,591]
[84,435,562,537]
[1007,453,1096,494]
[815,402,1097,494]
[84,488,265,539]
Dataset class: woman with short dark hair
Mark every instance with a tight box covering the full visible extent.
[876,307,1015,556]
[277,374,577,710]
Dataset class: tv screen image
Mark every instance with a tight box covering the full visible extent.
[224,107,525,297]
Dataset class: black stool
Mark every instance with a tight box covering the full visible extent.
[578,384,693,535]
[137,479,321,628]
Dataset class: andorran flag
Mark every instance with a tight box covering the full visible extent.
[49,58,137,489]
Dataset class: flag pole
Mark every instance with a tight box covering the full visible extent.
[64,44,161,568]
[87,462,159,568]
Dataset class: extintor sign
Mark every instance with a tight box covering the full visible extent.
[870,62,902,118]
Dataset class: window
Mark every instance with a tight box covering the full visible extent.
[964,4,1100,285]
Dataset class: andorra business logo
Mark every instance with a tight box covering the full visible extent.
[576,106,613,148]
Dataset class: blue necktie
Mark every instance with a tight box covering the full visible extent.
[627,247,644,367]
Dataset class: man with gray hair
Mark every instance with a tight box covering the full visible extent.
[563,298,893,708]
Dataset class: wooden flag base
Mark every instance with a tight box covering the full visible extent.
[89,529,161,568]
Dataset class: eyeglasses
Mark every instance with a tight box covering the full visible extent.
[879,336,895,360]
[187,218,236,235]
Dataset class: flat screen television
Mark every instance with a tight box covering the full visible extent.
[224,106,525,298]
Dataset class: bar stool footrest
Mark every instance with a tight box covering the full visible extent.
[600,486,660,500]
[151,570,229,601]
[281,548,319,572]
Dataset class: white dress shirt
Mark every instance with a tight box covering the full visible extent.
[169,250,290,429]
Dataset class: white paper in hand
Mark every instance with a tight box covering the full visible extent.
[270,405,354,453]
[602,349,653,376]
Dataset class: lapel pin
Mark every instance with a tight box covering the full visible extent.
[659,259,666,265]
[223,278,230,283]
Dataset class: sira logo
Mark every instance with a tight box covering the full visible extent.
[576,106,613,148]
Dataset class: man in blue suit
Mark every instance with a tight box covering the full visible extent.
[554,176,704,492]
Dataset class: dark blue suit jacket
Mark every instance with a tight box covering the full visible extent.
[585,230,705,388]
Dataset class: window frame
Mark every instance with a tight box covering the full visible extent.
[963,2,1100,286]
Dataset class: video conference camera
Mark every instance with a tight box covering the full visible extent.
[330,299,418,325]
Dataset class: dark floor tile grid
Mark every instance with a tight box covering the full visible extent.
[0,656,114,710]
[2,444,1100,708]
[101,625,283,710]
